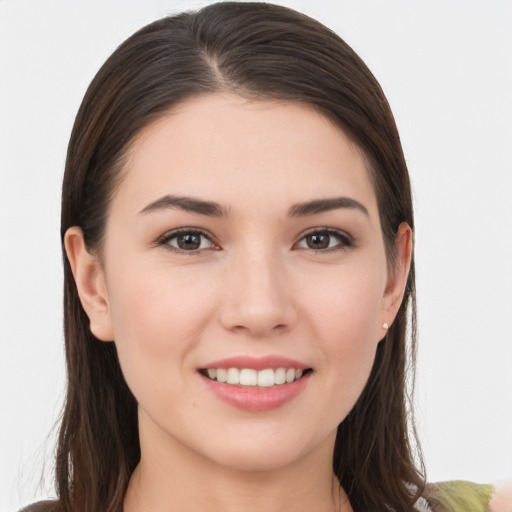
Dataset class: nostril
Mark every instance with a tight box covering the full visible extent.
[229,322,288,335]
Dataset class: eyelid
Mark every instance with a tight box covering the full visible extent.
[154,226,354,254]
[155,227,219,253]
[294,227,354,251]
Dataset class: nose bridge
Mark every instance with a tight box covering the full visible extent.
[220,243,295,336]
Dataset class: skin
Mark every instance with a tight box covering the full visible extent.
[489,481,512,512]
[65,93,412,512]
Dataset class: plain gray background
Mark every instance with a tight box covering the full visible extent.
[1,1,511,510]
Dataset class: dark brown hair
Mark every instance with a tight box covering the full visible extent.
[38,2,424,511]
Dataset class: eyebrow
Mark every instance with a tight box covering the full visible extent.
[288,197,369,217]
[139,195,228,217]
[138,194,369,218]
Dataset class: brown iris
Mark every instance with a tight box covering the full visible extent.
[176,232,202,250]
[305,232,331,250]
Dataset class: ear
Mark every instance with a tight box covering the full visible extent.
[64,227,114,342]
[381,222,413,328]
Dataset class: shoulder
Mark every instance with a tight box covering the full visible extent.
[18,500,61,512]
[424,480,502,512]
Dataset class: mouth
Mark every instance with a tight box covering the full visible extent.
[198,355,313,411]
[199,367,313,388]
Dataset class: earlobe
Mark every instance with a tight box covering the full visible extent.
[381,222,413,325]
[64,227,114,342]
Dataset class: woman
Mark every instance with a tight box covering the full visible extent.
[19,2,506,511]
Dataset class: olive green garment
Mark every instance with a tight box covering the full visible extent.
[425,480,494,512]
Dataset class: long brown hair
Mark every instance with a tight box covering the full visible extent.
[43,3,424,511]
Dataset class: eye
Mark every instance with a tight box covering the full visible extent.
[158,229,217,253]
[295,229,352,252]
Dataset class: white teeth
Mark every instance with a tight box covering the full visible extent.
[274,367,286,385]
[239,368,257,386]
[227,368,240,384]
[205,367,307,387]
[257,368,275,387]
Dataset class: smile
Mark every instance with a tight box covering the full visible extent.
[198,356,313,411]
[201,367,308,387]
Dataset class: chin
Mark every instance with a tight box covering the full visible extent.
[206,445,305,472]
[195,425,334,473]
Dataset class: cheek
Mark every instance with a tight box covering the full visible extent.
[108,259,216,335]
[298,261,385,409]
[105,263,218,394]
[302,259,385,347]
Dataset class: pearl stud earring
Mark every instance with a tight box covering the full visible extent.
[382,323,389,330]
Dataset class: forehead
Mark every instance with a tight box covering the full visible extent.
[114,93,379,220]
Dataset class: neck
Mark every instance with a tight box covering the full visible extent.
[124,414,352,512]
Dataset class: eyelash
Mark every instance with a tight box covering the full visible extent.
[295,228,354,253]
[156,227,354,254]
[156,228,219,254]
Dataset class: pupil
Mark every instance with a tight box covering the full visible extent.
[307,233,329,249]
[178,233,200,250]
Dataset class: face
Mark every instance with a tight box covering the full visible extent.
[69,93,409,472]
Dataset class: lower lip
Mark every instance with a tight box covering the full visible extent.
[200,372,311,412]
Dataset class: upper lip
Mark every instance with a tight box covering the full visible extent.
[200,355,310,371]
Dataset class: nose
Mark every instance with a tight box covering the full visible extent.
[218,250,298,337]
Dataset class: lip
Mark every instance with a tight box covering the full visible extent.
[200,371,311,412]
[198,355,312,412]
[200,355,310,371]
